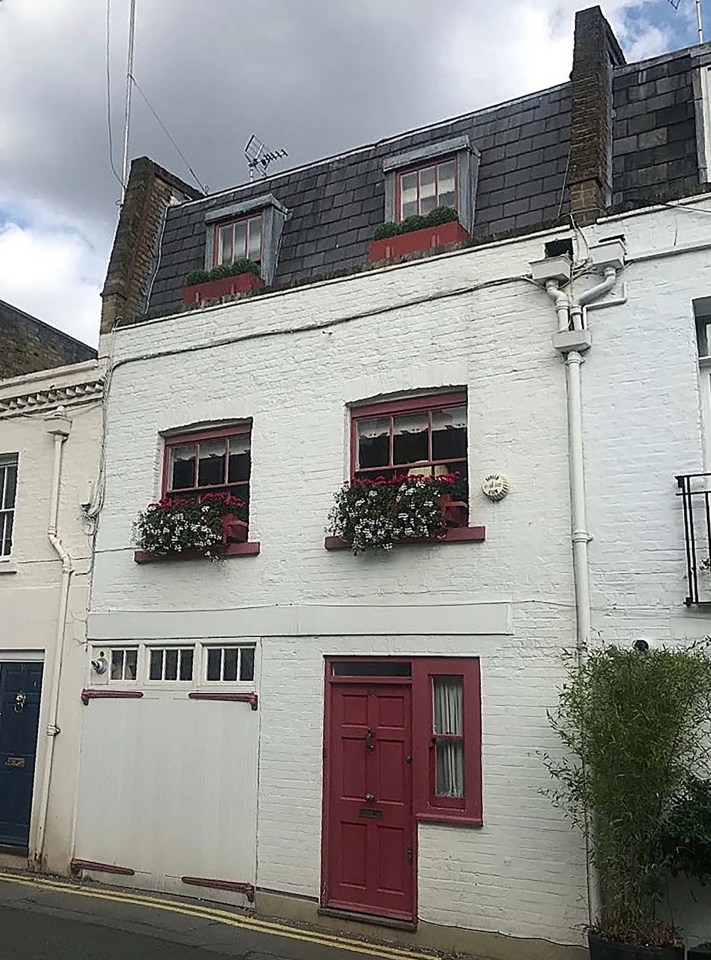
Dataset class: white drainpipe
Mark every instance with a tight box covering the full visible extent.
[34,412,74,868]
[543,260,621,926]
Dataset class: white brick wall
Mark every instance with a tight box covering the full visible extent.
[0,361,104,872]
[89,232,590,946]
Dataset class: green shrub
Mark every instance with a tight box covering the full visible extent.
[662,776,711,885]
[228,258,260,276]
[373,222,399,240]
[426,205,458,225]
[545,643,711,945]
[397,214,428,234]
[208,263,233,280]
[186,269,209,286]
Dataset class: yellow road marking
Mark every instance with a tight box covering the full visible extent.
[0,871,432,960]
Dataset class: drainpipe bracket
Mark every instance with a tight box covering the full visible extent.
[553,329,592,354]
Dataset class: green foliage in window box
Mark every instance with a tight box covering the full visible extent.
[373,206,459,240]
[226,257,260,277]
[207,263,233,281]
[328,473,465,555]
[426,205,459,225]
[135,492,247,560]
[545,643,711,947]
[373,222,400,241]
[186,269,210,285]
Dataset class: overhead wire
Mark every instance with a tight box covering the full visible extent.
[129,75,208,194]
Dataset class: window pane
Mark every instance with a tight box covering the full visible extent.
[419,166,437,215]
[240,646,255,681]
[233,221,247,259]
[125,650,138,680]
[198,439,226,487]
[436,740,465,798]
[357,418,390,469]
[180,649,194,681]
[110,650,124,681]
[150,650,163,681]
[219,225,233,265]
[171,444,197,490]
[433,677,463,734]
[207,648,221,681]
[228,436,251,483]
[393,413,428,465]
[697,315,711,357]
[331,661,411,677]
[165,649,178,681]
[432,406,467,461]
[438,160,456,209]
[1,513,11,558]
[247,217,262,261]
[400,172,417,219]
[4,464,17,509]
[224,648,239,681]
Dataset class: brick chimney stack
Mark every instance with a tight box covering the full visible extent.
[100,158,201,335]
[568,6,626,225]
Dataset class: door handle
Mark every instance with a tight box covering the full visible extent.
[364,793,375,803]
[365,728,375,752]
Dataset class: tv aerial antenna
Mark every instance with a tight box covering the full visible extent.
[245,135,289,181]
[666,0,704,43]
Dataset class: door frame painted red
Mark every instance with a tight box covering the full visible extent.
[321,657,417,922]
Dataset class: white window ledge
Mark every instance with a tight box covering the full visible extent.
[0,561,18,575]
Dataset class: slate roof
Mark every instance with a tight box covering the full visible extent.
[145,44,708,319]
[612,49,701,210]
[146,83,572,318]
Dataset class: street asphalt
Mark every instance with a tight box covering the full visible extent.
[0,872,435,960]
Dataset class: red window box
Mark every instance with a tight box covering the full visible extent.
[368,220,469,264]
[134,541,260,563]
[183,272,264,306]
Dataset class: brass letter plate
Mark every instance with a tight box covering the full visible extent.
[5,757,25,769]
[358,807,384,819]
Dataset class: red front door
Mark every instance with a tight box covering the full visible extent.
[323,682,415,921]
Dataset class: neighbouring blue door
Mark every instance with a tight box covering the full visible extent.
[0,663,43,846]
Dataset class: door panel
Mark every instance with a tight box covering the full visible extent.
[325,682,414,920]
[0,663,43,846]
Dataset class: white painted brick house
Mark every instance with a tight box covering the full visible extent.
[72,7,711,959]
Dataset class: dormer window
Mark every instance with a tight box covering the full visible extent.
[398,158,457,221]
[214,214,263,268]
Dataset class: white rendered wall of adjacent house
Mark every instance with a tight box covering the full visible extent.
[87,228,593,953]
[582,195,711,942]
[0,360,104,873]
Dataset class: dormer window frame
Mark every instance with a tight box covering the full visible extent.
[382,136,479,236]
[204,194,287,286]
[395,155,458,223]
[213,212,264,268]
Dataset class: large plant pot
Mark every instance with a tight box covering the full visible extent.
[221,514,248,545]
[588,932,683,960]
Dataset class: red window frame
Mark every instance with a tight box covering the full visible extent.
[395,156,458,222]
[350,392,468,515]
[412,658,482,826]
[162,423,252,506]
[213,213,263,268]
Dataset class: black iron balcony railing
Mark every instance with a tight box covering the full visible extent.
[676,472,711,605]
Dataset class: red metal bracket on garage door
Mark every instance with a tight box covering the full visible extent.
[181,875,255,902]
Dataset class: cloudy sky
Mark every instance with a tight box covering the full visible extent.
[0,0,700,346]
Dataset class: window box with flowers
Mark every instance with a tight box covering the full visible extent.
[325,392,485,553]
[133,493,253,563]
[183,259,264,307]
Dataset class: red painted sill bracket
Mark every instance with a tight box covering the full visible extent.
[324,526,486,551]
[71,858,135,876]
[81,689,144,706]
[188,691,258,710]
[181,876,255,902]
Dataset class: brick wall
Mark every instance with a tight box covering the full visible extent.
[0,300,95,380]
